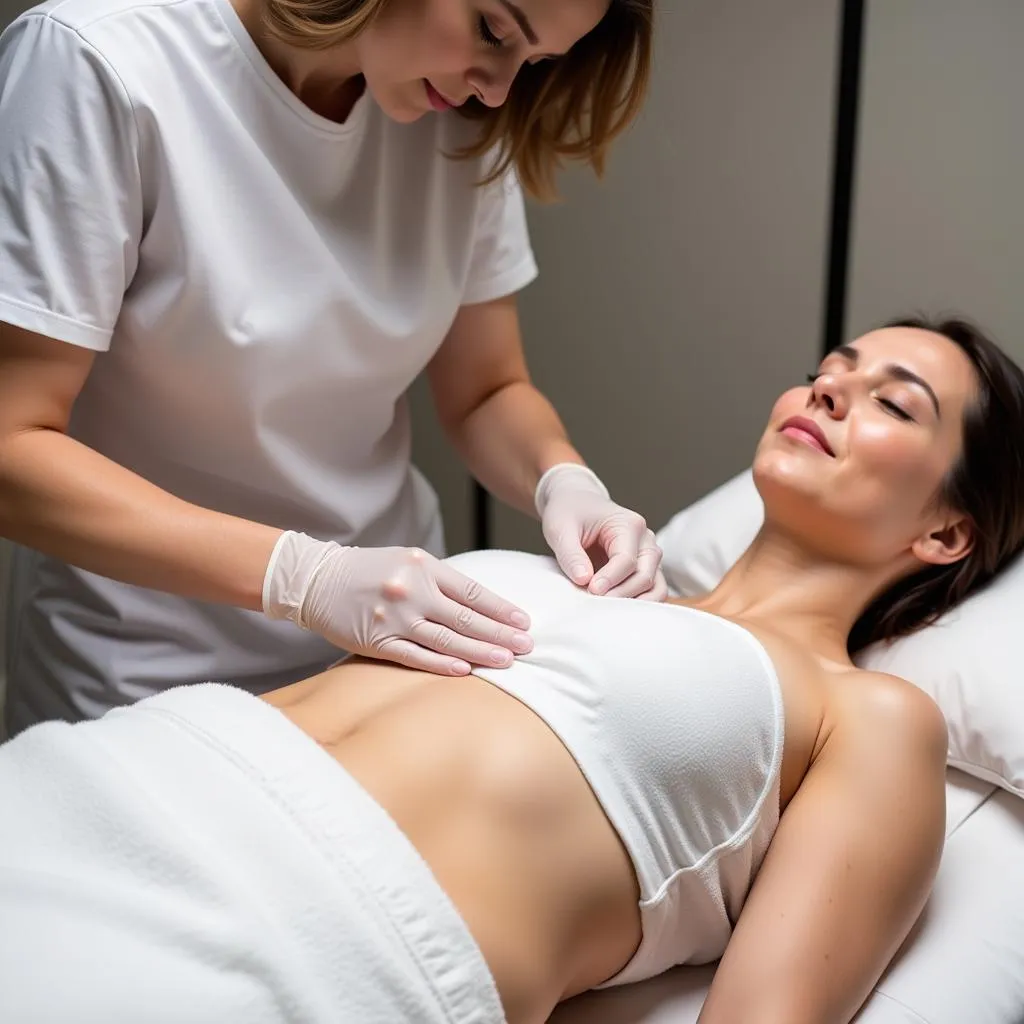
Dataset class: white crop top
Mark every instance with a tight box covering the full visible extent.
[447,550,785,988]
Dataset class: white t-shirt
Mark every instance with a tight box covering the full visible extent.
[0,0,538,732]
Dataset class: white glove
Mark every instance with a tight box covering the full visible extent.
[536,464,667,601]
[262,532,533,675]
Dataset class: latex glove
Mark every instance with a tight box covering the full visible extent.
[263,532,533,675]
[536,463,667,601]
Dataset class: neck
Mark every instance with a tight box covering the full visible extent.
[231,0,363,119]
[689,525,901,664]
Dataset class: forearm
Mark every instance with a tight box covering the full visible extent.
[444,380,584,516]
[0,427,282,610]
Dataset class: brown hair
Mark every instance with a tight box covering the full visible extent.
[848,315,1024,654]
[262,0,654,200]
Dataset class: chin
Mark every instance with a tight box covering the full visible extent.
[753,459,807,511]
[753,438,823,500]
[385,104,428,124]
[753,448,830,533]
[368,82,429,124]
[377,100,427,124]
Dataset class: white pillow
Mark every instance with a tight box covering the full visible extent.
[657,469,1024,798]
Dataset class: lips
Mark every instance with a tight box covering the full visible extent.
[779,415,835,456]
[424,80,456,111]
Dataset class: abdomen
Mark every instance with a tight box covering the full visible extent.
[266,662,642,1022]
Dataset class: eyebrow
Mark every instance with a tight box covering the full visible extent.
[499,0,539,45]
[829,344,942,418]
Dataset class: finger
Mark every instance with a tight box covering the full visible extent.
[433,596,534,655]
[375,636,472,676]
[633,569,670,603]
[406,616,520,669]
[589,520,646,595]
[601,543,663,599]
[434,564,531,631]
[545,519,595,586]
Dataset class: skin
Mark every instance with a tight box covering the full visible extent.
[231,0,610,123]
[354,0,609,121]
[263,327,973,1024]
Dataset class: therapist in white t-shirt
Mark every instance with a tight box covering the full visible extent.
[0,0,662,734]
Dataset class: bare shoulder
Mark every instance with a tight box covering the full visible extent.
[831,667,948,764]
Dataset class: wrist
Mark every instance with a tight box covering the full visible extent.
[262,530,344,626]
[534,463,610,517]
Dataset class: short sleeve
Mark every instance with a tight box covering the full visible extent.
[0,13,143,351]
[460,162,538,306]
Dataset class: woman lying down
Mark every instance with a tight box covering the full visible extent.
[3,317,1024,1024]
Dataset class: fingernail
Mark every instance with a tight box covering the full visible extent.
[511,632,533,654]
[451,660,471,675]
[490,649,513,667]
[591,577,610,595]
[510,611,530,630]
[570,564,589,584]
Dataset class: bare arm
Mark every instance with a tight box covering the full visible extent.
[698,676,948,1024]
[0,322,281,609]
[426,294,584,517]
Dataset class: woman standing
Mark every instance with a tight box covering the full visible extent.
[0,0,662,733]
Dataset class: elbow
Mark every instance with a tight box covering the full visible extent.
[0,424,58,537]
[437,379,519,439]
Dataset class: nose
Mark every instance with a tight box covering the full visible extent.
[466,57,519,108]
[808,372,849,419]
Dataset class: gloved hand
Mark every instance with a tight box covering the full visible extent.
[262,532,533,675]
[536,463,667,601]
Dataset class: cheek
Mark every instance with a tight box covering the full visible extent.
[406,2,478,73]
[837,423,949,534]
[846,420,934,486]
[363,1,471,79]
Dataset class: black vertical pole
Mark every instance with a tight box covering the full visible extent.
[472,480,491,550]
[822,0,867,357]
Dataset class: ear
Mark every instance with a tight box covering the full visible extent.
[911,513,975,567]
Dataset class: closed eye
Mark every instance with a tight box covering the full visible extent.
[878,397,914,422]
[809,373,915,421]
[478,15,504,48]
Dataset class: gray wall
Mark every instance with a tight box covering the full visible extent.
[414,0,1024,556]
[847,0,1024,365]
[497,0,841,552]
[414,0,842,554]
[0,0,24,29]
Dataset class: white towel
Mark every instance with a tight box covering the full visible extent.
[0,683,504,1024]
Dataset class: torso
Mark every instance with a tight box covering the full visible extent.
[262,566,848,1023]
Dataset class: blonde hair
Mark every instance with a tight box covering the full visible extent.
[262,0,654,200]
